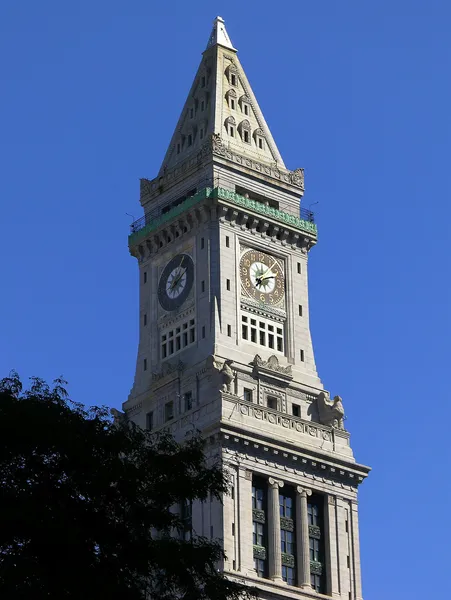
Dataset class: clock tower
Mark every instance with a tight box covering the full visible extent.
[123,17,370,600]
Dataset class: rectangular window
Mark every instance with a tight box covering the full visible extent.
[267,396,277,411]
[226,278,230,291]
[201,76,206,88]
[244,104,249,116]
[165,401,174,422]
[244,130,249,143]
[282,566,295,586]
[243,388,253,402]
[281,529,294,554]
[279,495,293,519]
[143,313,147,326]
[225,236,230,248]
[143,358,147,371]
[230,98,235,110]
[253,522,264,546]
[188,134,192,146]
[143,271,147,284]
[300,349,305,362]
[230,126,234,137]
[258,138,263,149]
[299,304,303,316]
[252,485,264,510]
[254,558,265,578]
[202,325,206,339]
[201,100,205,111]
[201,280,205,293]
[297,262,301,274]
[242,324,248,339]
[232,523,235,536]
[227,324,232,337]
[201,237,205,249]
[292,403,300,417]
[231,73,236,86]
[177,143,181,154]
[309,538,320,562]
[189,108,194,118]
[146,411,153,430]
[200,128,204,139]
[184,391,193,412]
[189,319,195,344]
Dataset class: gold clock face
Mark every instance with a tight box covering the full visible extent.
[240,249,285,304]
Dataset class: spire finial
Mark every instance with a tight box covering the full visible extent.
[206,16,236,51]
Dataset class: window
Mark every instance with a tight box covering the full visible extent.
[243,388,253,402]
[231,73,237,86]
[200,128,204,139]
[232,523,235,536]
[311,573,322,592]
[230,98,235,110]
[244,130,249,143]
[279,495,293,518]
[298,304,303,316]
[143,271,147,284]
[253,522,264,546]
[227,324,232,337]
[297,262,301,274]
[165,401,174,422]
[230,126,234,137]
[282,566,295,586]
[281,529,294,553]
[226,278,230,291]
[184,391,193,412]
[254,558,265,577]
[161,318,195,358]
[187,134,192,146]
[310,538,320,562]
[146,411,153,430]
[241,315,284,352]
[258,138,264,149]
[189,108,194,118]
[244,104,249,116]
[177,142,181,154]
[300,349,305,362]
[202,325,206,339]
[201,280,205,293]
[201,237,205,249]
[143,313,147,326]
[292,403,300,417]
[201,75,206,88]
[252,485,264,510]
[201,100,205,111]
[226,236,230,247]
[143,358,147,371]
[267,396,277,411]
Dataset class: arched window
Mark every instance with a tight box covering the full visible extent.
[225,88,237,110]
[253,128,266,150]
[238,119,251,143]
[224,116,236,138]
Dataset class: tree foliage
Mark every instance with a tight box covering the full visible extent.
[0,372,255,600]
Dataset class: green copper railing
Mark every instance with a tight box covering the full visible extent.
[128,187,317,245]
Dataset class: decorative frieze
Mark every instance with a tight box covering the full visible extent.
[281,553,295,567]
[310,560,323,576]
[280,516,294,532]
[309,525,321,539]
[252,508,265,523]
[253,545,266,559]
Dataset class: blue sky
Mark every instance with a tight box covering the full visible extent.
[1,1,450,598]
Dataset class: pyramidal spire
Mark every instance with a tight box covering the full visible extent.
[158,17,286,175]
[206,16,236,51]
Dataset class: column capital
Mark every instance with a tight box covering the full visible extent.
[296,485,312,498]
[268,477,284,489]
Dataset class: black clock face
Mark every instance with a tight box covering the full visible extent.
[158,253,194,311]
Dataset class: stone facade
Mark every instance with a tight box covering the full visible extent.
[123,16,370,600]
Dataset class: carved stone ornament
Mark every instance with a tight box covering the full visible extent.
[316,391,345,429]
[152,360,185,382]
[252,354,293,378]
[206,355,235,393]
[310,560,323,576]
[110,408,127,425]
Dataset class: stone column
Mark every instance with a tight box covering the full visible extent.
[350,500,363,600]
[296,485,312,589]
[237,468,254,575]
[267,477,284,581]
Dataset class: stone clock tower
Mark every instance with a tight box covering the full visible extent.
[123,17,370,600]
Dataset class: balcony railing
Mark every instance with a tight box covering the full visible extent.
[129,187,317,244]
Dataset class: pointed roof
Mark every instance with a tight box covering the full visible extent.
[158,17,286,175]
[206,16,236,51]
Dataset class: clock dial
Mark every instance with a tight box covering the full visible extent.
[158,253,194,311]
[240,249,285,304]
